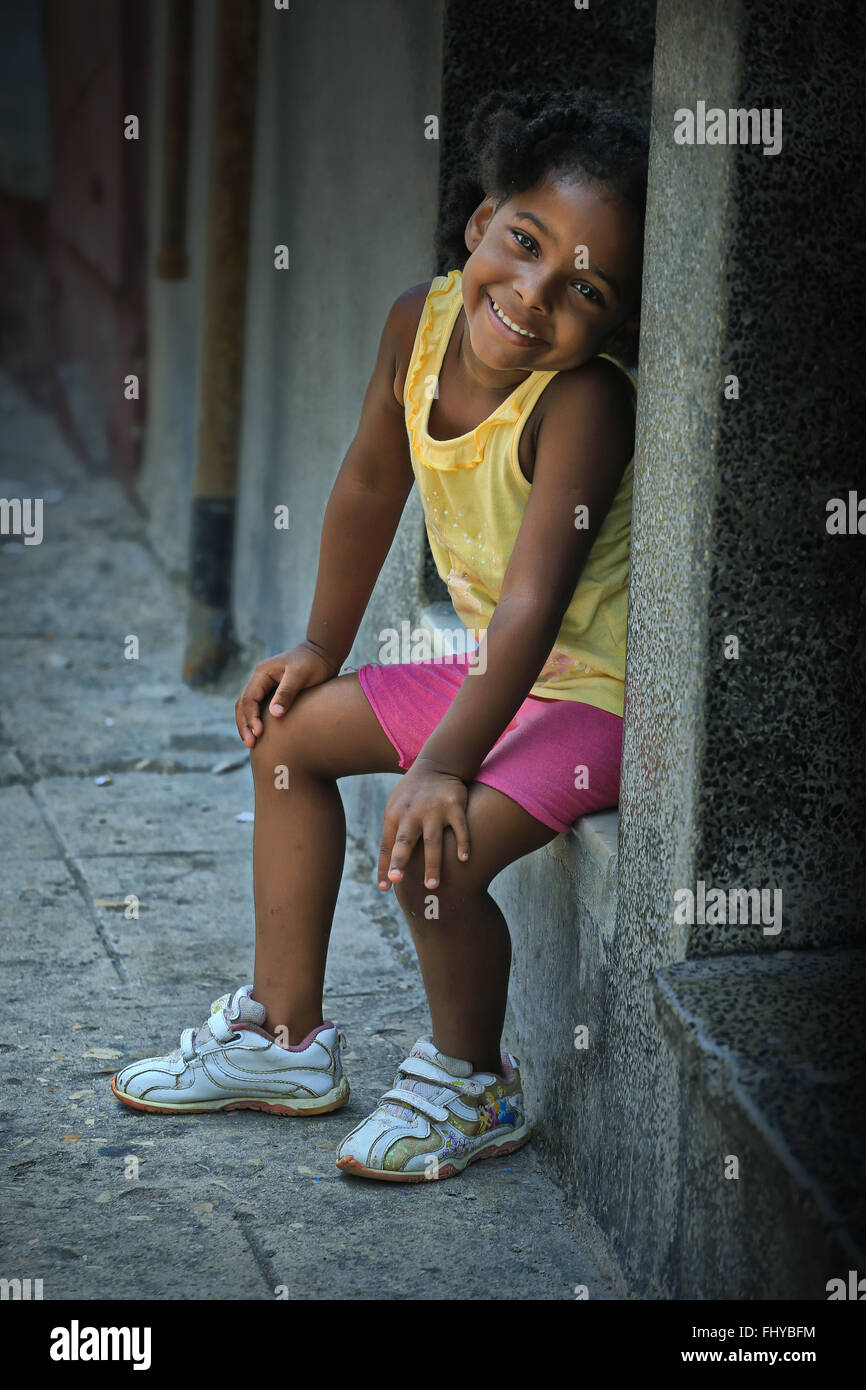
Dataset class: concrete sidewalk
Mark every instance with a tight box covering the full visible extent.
[0,371,626,1300]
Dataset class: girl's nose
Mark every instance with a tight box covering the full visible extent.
[512,279,549,318]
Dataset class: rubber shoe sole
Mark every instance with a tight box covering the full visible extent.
[110,1073,350,1116]
[336,1121,531,1181]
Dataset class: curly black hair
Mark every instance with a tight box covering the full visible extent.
[436,88,649,369]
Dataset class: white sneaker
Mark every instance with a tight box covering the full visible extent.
[335,1037,530,1181]
[110,985,349,1115]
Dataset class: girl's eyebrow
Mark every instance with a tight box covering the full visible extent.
[512,209,558,242]
[512,209,622,304]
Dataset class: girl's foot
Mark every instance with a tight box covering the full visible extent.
[110,985,349,1115]
[335,1037,530,1181]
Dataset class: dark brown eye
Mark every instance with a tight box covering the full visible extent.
[510,229,536,254]
[573,282,604,307]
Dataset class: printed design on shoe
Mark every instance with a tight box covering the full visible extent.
[477,1084,518,1135]
[385,1123,471,1171]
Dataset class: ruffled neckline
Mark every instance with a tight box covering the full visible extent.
[404,268,556,472]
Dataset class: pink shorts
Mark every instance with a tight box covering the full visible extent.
[356,653,624,834]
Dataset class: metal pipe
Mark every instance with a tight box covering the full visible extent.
[183,0,259,684]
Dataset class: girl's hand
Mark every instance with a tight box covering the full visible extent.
[377,757,471,893]
[235,641,340,748]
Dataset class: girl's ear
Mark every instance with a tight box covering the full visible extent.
[464,195,499,254]
[601,310,641,365]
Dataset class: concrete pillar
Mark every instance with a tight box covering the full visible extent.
[609,0,866,1290]
[230,0,444,665]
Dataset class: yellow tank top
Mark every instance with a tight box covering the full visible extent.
[403,268,636,717]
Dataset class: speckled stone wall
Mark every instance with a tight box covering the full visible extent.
[601,0,866,1290]
[622,0,866,962]
[692,0,866,954]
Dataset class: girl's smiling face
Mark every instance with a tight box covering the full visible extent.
[459,175,643,385]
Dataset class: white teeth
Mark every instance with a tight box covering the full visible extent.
[491,297,538,338]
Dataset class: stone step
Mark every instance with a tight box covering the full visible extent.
[653,945,866,1298]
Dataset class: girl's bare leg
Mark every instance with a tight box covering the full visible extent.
[390,782,559,1074]
[249,672,402,1042]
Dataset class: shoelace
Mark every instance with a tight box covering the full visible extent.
[377,1056,486,1124]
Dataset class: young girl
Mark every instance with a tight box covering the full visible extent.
[112,89,648,1182]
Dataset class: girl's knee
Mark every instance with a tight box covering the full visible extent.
[393,832,490,914]
[252,683,347,781]
[250,698,308,772]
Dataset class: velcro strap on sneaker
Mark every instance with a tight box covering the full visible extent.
[208,1008,237,1045]
[379,1088,449,1123]
[180,1027,197,1061]
[397,1057,484,1096]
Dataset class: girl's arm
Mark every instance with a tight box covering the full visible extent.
[304,293,417,673]
[415,362,635,782]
